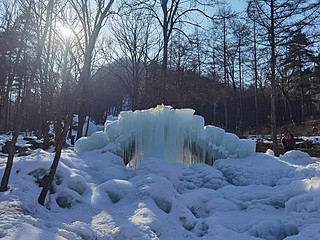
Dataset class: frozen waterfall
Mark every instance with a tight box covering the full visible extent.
[75,105,256,168]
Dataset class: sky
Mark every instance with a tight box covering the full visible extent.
[229,0,247,12]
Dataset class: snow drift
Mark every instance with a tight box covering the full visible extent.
[1,145,320,239]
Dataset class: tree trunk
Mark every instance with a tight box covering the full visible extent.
[270,0,279,156]
[85,116,90,137]
[67,117,73,140]
[224,99,228,130]
[161,34,169,103]
[76,110,85,140]
[253,21,259,128]
[76,45,93,140]
[38,116,72,205]
[223,16,229,131]
[278,86,295,123]
[213,103,217,126]
[299,63,305,121]
[0,131,18,192]
[238,40,243,133]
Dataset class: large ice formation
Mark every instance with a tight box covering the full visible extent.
[82,120,104,137]
[75,105,255,167]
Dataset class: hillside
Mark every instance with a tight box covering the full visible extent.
[245,117,320,137]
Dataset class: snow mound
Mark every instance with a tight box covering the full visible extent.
[266,149,275,156]
[280,150,315,166]
[2,144,320,239]
[97,179,135,204]
[214,153,295,186]
[74,131,108,153]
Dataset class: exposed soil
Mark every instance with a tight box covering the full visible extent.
[244,116,320,137]
[279,118,320,137]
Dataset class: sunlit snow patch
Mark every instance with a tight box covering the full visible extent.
[75,105,255,167]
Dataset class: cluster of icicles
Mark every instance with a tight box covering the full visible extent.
[75,105,256,168]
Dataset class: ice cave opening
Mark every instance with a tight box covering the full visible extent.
[75,105,256,168]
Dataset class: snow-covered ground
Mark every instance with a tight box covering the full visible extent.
[1,141,320,239]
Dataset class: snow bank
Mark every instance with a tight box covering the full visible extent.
[214,153,295,186]
[1,142,320,239]
[74,131,108,153]
[75,105,256,167]
[280,150,315,166]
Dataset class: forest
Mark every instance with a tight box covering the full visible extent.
[1,0,320,134]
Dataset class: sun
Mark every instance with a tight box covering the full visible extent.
[60,25,72,39]
[56,21,73,39]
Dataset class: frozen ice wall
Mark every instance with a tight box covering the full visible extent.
[75,105,256,167]
[82,120,105,137]
[117,105,201,167]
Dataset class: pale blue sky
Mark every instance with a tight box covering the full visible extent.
[229,0,247,12]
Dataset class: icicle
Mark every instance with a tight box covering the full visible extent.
[75,105,256,168]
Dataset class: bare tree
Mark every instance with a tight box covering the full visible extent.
[38,0,115,206]
[214,4,236,130]
[108,6,154,110]
[232,20,250,133]
[135,0,216,101]
[247,0,320,155]
[65,0,115,141]
[1,0,54,192]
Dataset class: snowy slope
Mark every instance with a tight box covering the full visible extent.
[1,147,320,239]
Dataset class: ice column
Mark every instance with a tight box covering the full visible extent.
[117,105,199,167]
[75,105,256,167]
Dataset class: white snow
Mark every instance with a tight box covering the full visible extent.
[1,141,320,239]
[301,136,320,144]
[280,150,315,166]
[74,131,108,153]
